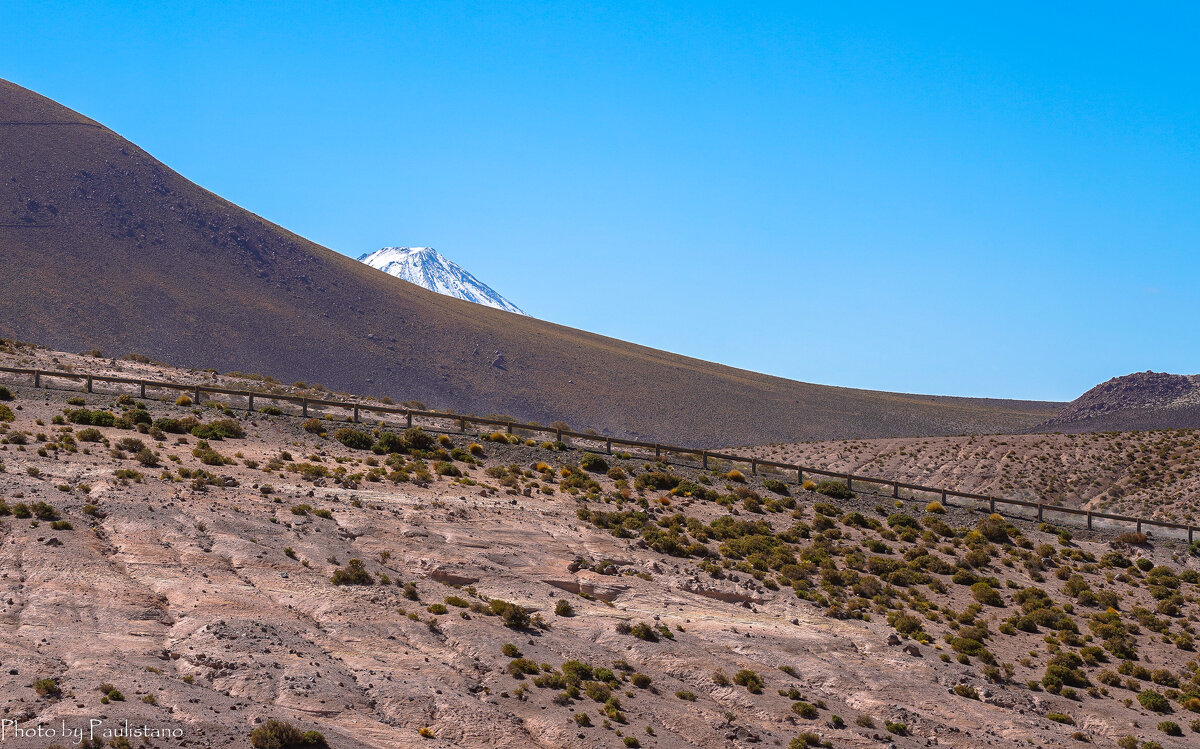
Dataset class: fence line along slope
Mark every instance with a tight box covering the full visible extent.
[2,345,1195,544]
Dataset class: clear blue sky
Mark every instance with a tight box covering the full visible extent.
[4,2,1197,401]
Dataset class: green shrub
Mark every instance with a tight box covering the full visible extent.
[191,418,245,440]
[301,418,324,434]
[792,701,818,719]
[1046,713,1074,725]
[32,678,61,697]
[815,480,852,499]
[634,472,681,491]
[884,721,908,736]
[403,427,435,450]
[65,408,115,427]
[554,599,574,616]
[976,514,1010,543]
[333,428,374,450]
[32,502,59,520]
[630,673,651,688]
[0,386,13,401]
[153,416,198,433]
[329,559,374,586]
[507,658,539,678]
[581,454,608,473]
[259,405,284,416]
[762,479,790,495]
[1139,689,1171,713]
[733,669,764,693]
[193,445,230,466]
[434,460,461,477]
[489,599,530,629]
[0,404,14,422]
[249,719,328,748]
[1158,721,1182,736]
[971,581,1003,606]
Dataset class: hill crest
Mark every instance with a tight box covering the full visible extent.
[0,77,1059,446]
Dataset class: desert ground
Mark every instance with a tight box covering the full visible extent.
[736,432,1200,524]
[0,342,1198,749]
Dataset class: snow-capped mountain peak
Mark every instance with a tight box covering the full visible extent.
[358,247,525,315]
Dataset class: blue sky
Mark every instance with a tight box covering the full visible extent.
[4,2,1197,401]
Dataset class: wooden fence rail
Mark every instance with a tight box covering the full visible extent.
[1,364,1195,543]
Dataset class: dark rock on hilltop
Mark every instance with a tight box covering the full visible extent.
[1039,371,1200,433]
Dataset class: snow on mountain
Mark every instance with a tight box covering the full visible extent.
[358,247,526,315]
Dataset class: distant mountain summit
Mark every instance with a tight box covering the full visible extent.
[359,247,525,315]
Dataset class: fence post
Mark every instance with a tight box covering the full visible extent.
[1087,511,1093,530]
[460,416,466,433]
[247,392,255,412]
[1136,519,1142,534]
[750,458,757,476]
[607,438,612,455]
[702,452,708,469]
[1190,526,1195,544]
[941,489,947,504]
[798,467,803,484]
[1037,504,1044,522]
[194,385,201,403]
[302,398,308,417]
[892,482,899,499]
[846,476,852,492]
[989,497,996,513]
[506,422,513,435]
[86,376,93,393]
[33,370,40,388]
[353,405,360,423]
[140,381,146,398]
[407,411,413,428]
[655,444,661,460]
[556,428,562,442]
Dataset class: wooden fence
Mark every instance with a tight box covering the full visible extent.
[1,364,1196,544]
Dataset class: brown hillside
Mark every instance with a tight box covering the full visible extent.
[1037,371,1200,433]
[0,78,1059,446]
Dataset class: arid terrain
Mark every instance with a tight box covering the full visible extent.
[0,78,1062,447]
[737,431,1200,523]
[1,342,1199,748]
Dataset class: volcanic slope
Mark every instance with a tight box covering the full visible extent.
[1,343,1200,748]
[0,78,1059,447]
